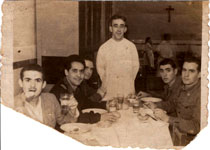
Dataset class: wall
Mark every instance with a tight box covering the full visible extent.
[112,1,202,41]
[1,0,36,107]
[112,1,202,57]
[36,0,79,65]
[13,0,36,96]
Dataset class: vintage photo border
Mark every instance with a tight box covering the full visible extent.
[1,0,210,149]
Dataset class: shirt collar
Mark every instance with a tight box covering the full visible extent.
[182,79,201,92]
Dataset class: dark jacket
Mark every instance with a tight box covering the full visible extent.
[157,76,182,115]
[162,80,201,145]
[50,78,106,124]
[170,80,201,135]
[81,80,103,103]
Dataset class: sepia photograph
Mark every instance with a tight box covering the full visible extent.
[1,0,209,149]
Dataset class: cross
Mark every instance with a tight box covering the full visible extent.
[165,5,174,23]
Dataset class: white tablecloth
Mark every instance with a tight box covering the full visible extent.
[65,108,173,148]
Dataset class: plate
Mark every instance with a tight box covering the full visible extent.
[82,108,107,114]
[60,123,91,134]
[141,97,162,103]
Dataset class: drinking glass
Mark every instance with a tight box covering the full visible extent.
[116,94,124,110]
[60,93,71,115]
[122,98,130,110]
[107,99,117,112]
[133,99,140,113]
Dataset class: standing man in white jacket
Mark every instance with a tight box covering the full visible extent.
[96,15,139,100]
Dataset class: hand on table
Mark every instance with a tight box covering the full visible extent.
[137,91,151,98]
[143,102,157,110]
[101,112,118,122]
[154,108,169,122]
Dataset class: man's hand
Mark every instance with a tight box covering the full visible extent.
[143,102,157,110]
[100,112,118,122]
[16,107,25,114]
[97,86,106,98]
[61,95,78,109]
[137,91,151,98]
[24,92,35,101]
[154,108,169,122]
[69,108,80,118]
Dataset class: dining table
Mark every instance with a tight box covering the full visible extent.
[64,106,173,148]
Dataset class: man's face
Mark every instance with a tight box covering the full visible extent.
[19,70,46,99]
[160,64,177,85]
[182,62,200,86]
[84,60,94,80]
[109,19,127,41]
[65,62,84,87]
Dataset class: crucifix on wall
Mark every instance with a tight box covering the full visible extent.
[165,5,174,23]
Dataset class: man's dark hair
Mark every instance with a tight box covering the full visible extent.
[20,64,45,81]
[183,57,201,72]
[109,14,127,26]
[65,54,85,71]
[82,54,94,63]
[145,37,151,43]
[163,33,171,41]
[159,58,177,69]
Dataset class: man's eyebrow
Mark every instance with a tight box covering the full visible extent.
[160,67,171,70]
[35,78,43,80]
[23,77,31,80]
[72,68,78,71]
[189,69,196,71]
[86,66,94,68]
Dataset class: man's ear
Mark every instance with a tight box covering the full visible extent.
[64,69,69,76]
[18,79,23,88]
[198,72,201,78]
[42,81,46,89]
[174,68,178,75]
[124,26,127,33]
[109,26,113,33]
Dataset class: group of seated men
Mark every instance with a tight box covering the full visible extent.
[14,55,118,129]
[14,54,201,146]
[139,57,201,145]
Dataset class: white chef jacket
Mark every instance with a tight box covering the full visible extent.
[96,38,140,100]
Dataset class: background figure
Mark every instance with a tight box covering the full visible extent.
[156,34,177,76]
[144,37,155,72]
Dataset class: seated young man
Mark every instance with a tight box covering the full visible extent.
[153,57,201,145]
[82,54,106,104]
[138,59,182,111]
[50,55,118,124]
[83,54,100,89]
[14,64,79,129]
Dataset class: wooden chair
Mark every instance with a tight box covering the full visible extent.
[171,124,194,146]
